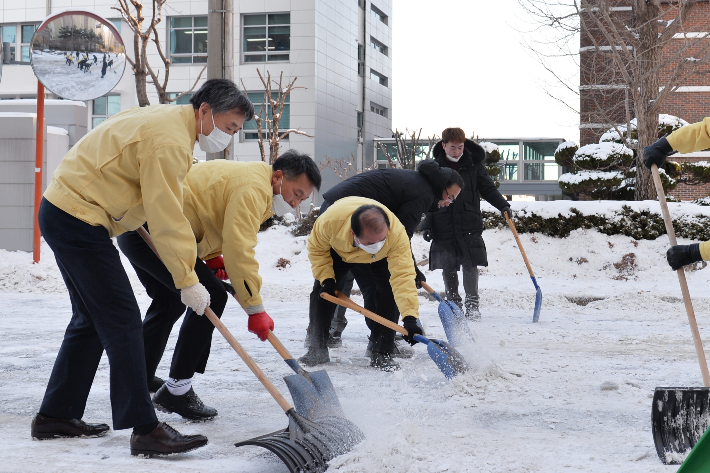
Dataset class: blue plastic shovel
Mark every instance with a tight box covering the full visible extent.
[321,292,469,379]
[420,281,475,346]
[505,213,542,323]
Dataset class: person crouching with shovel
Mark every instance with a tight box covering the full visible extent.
[117,150,322,420]
[31,79,252,457]
[299,198,424,371]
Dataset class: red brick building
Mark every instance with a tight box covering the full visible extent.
[580,1,710,199]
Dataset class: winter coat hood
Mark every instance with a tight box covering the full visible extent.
[416,159,454,194]
[432,139,486,169]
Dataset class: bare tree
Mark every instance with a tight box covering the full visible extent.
[113,0,207,106]
[376,128,425,169]
[320,153,379,181]
[242,69,313,164]
[518,0,710,200]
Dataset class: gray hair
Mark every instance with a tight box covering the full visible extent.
[189,79,255,120]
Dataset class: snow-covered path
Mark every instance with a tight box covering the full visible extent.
[2,226,708,472]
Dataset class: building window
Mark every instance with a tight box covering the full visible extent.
[370,36,387,56]
[370,101,387,117]
[169,16,207,64]
[493,141,560,181]
[108,19,122,35]
[168,92,193,105]
[92,95,120,128]
[243,92,290,140]
[370,4,388,25]
[370,69,387,87]
[242,13,290,63]
[357,43,365,76]
[1,23,39,63]
[357,111,363,129]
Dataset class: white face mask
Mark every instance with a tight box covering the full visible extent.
[198,111,232,153]
[354,235,386,255]
[272,178,298,216]
[445,153,462,163]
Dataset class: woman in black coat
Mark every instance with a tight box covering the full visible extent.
[420,128,511,319]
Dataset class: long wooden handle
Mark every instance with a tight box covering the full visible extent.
[651,164,710,387]
[420,281,435,295]
[506,215,535,278]
[266,331,294,361]
[321,292,409,336]
[135,226,294,411]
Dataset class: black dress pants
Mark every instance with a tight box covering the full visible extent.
[37,198,157,430]
[309,249,399,354]
[116,228,228,381]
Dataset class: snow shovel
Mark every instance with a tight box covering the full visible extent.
[420,280,475,346]
[203,306,363,473]
[505,212,542,323]
[321,291,469,379]
[649,164,710,464]
[220,281,344,420]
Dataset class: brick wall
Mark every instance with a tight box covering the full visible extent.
[668,156,710,201]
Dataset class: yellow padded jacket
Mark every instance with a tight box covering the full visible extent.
[183,160,274,313]
[667,118,710,259]
[307,196,419,318]
[44,104,198,289]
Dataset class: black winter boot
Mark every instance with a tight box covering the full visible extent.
[298,347,330,366]
[152,386,217,421]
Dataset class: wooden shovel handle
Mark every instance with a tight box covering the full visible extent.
[136,226,294,411]
[420,281,435,295]
[506,215,536,278]
[266,331,294,361]
[321,292,409,336]
[651,164,710,387]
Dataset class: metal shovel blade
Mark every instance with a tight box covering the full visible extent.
[235,408,364,473]
[284,368,344,420]
[531,277,542,323]
[413,334,469,379]
[651,387,710,465]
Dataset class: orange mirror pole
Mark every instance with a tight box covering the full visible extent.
[33,81,44,264]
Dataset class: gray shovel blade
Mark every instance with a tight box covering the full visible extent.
[235,408,364,472]
[284,370,344,420]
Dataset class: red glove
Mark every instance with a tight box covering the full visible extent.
[205,256,229,281]
[248,311,274,341]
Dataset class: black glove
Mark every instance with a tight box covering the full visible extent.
[501,206,512,220]
[666,244,703,271]
[402,316,424,346]
[422,229,432,242]
[319,278,336,297]
[643,136,675,170]
[414,265,426,289]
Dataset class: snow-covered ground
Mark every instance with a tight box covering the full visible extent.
[32,51,125,101]
[2,220,708,472]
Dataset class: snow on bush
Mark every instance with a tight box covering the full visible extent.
[558,171,625,185]
[573,142,634,169]
[478,141,498,153]
[555,141,576,155]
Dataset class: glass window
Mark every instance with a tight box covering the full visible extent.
[370,69,387,87]
[523,141,558,161]
[494,143,519,161]
[370,101,387,117]
[109,19,121,34]
[243,13,289,63]
[168,92,193,105]
[370,37,387,56]
[3,25,16,43]
[168,16,208,64]
[92,95,120,128]
[370,5,388,24]
[501,163,518,181]
[243,91,290,140]
[22,25,35,43]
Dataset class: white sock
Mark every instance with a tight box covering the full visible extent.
[166,377,192,396]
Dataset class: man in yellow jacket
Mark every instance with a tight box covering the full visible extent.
[116,150,321,420]
[644,118,710,269]
[300,197,424,371]
[32,79,253,457]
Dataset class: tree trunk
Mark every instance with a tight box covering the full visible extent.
[633,0,660,201]
[134,69,150,107]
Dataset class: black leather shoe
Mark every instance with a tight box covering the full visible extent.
[148,376,165,394]
[31,413,110,440]
[370,352,401,372]
[298,347,330,366]
[130,422,208,457]
[152,385,217,421]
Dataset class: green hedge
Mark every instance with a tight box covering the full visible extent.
[482,206,710,241]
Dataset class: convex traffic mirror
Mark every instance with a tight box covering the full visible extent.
[30,11,125,101]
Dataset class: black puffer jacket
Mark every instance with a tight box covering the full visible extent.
[322,160,453,238]
[421,139,508,269]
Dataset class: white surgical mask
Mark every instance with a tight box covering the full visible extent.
[272,178,298,216]
[198,111,232,153]
[445,153,462,163]
[354,235,386,255]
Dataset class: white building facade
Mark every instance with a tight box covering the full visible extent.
[0,0,393,195]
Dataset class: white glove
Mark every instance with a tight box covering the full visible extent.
[180,282,210,315]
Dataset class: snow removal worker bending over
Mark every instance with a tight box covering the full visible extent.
[117,150,321,420]
[644,118,710,270]
[31,79,252,457]
[307,160,463,356]
[419,127,512,320]
[300,197,424,371]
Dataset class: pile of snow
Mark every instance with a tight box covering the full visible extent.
[573,142,634,162]
[478,141,498,153]
[558,170,624,185]
[554,140,577,154]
